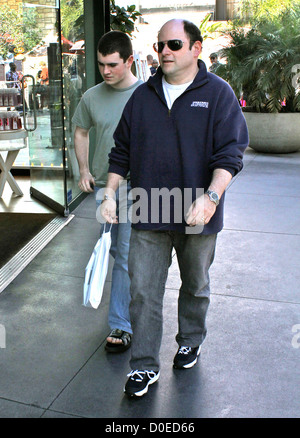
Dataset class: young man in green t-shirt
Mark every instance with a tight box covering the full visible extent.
[72,31,142,353]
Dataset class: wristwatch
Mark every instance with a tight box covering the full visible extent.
[205,190,219,206]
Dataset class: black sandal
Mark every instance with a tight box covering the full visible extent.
[105,329,132,353]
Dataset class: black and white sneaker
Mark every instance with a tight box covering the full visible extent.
[124,370,160,397]
[173,346,201,369]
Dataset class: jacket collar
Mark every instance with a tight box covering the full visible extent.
[148,59,209,94]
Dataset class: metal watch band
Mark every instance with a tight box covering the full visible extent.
[205,190,219,206]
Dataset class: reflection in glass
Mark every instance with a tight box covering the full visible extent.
[11,1,86,212]
[61,0,86,205]
[1,1,85,213]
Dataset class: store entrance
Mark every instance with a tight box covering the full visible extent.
[0,0,86,216]
[26,32,68,215]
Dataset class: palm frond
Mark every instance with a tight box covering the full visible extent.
[215,5,300,112]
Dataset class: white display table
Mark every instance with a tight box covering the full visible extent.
[0,130,28,197]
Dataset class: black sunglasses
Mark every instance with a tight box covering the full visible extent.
[153,39,192,53]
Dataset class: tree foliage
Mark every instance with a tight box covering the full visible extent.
[239,0,300,24]
[199,13,223,41]
[0,1,142,61]
[110,0,142,36]
[0,5,41,59]
[61,0,84,42]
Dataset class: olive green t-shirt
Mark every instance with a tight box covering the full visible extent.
[72,80,142,187]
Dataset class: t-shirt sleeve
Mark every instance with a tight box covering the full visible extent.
[72,95,93,130]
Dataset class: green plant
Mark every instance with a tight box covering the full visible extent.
[215,7,300,113]
[110,1,142,36]
[239,0,298,24]
[199,13,223,41]
[0,5,42,59]
[61,0,84,42]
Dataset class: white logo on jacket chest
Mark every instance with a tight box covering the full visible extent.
[191,101,209,108]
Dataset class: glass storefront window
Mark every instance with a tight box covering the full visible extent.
[61,0,86,208]
[0,0,86,214]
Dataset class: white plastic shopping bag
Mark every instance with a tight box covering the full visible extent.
[83,224,112,309]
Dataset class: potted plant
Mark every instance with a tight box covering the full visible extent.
[214,6,300,153]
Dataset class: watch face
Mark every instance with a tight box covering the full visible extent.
[207,191,219,205]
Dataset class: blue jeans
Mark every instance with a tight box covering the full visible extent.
[95,185,132,334]
[128,229,217,370]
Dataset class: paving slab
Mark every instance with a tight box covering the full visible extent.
[46,288,299,418]
[0,269,110,409]
[210,230,300,303]
[0,398,45,418]
[224,190,300,234]
[0,150,299,418]
[27,216,101,279]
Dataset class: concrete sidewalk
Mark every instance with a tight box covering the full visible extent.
[0,148,299,418]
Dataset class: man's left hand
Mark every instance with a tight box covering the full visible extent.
[185,194,216,226]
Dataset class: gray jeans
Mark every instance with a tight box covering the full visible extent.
[128,229,217,371]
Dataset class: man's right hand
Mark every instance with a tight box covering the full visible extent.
[100,198,118,224]
[78,171,95,193]
[99,173,124,224]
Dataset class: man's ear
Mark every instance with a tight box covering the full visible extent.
[193,41,202,58]
[126,54,134,68]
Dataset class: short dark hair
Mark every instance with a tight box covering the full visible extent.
[183,20,203,49]
[97,31,133,62]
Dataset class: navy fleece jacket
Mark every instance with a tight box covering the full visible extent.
[109,60,249,234]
